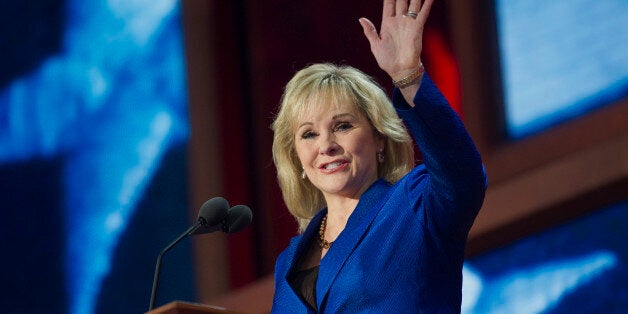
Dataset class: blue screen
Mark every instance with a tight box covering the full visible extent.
[0,0,191,313]
[495,0,628,139]
[462,200,628,313]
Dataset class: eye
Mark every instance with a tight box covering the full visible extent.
[334,122,353,132]
[300,130,317,139]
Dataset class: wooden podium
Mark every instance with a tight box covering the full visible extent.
[146,301,241,314]
[147,275,274,314]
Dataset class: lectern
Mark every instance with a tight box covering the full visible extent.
[146,301,240,314]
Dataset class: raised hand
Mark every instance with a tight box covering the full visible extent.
[359,0,433,88]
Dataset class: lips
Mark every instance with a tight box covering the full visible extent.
[319,160,348,173]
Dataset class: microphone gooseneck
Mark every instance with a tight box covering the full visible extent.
[148,197,229,311]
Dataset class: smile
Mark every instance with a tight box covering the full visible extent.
[319,160,348,173]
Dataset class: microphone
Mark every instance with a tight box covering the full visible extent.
[224,204,253,233]
[197,197,231,229]
[192,204,253,235]
[148,197,230,311]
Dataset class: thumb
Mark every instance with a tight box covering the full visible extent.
[359,18,379,44]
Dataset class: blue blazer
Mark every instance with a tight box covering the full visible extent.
[272,75,487,313]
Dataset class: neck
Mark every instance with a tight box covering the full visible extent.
[325,197,358,221]
[319,197,357,248]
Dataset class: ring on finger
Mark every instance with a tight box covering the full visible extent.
[404,11,418,18]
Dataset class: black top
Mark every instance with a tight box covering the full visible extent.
[289,265,319,310]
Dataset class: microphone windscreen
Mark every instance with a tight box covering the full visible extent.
[225,205,252,234]
[198,197,229,226]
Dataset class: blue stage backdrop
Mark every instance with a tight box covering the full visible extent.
[0,0,193,313]
[495,0,628,139]
[462,200,628,314]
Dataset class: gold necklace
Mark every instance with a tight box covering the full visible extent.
[318,215,333,249]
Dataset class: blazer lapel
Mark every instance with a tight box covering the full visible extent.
[286,212,325,275]
[280,212,325,308]
[316,179,393,309]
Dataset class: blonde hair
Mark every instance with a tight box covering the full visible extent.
[271,63,414,232]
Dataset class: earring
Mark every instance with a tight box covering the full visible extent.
[301,170,307,179]
[377,149,385,163]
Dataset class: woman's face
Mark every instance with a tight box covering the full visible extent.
[294,100,384,200]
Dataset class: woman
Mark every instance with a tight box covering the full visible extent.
[271,0,487,312]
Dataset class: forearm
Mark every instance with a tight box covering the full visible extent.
[393,73,486,196]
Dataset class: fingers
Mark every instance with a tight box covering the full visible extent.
[402,0,433,23]
[418,0,434,20]
[359,18,379,44]
[385,0,432,19]
[395,0,409,16]
[407,0,422,14]
[383,0,395,17]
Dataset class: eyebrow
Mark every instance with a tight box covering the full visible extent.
[297,113,358,129]
[332,113,357,120]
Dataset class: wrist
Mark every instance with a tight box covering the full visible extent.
[392,63,425,88]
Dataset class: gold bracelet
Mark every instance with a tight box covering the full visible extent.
[392,63,425,88]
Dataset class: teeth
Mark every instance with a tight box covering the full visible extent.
[325,162,342,170]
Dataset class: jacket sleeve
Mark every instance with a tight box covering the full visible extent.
[393,73,488,242]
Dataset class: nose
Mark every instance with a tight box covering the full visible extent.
[319,133,340,155]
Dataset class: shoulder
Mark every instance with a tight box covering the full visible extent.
[374,165,429,215]
[274,235,301,271]
[397,163,429,192]
[278,235,301,257]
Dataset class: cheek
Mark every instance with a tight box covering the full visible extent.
[352,135,379,158]
[294,142,316,164]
